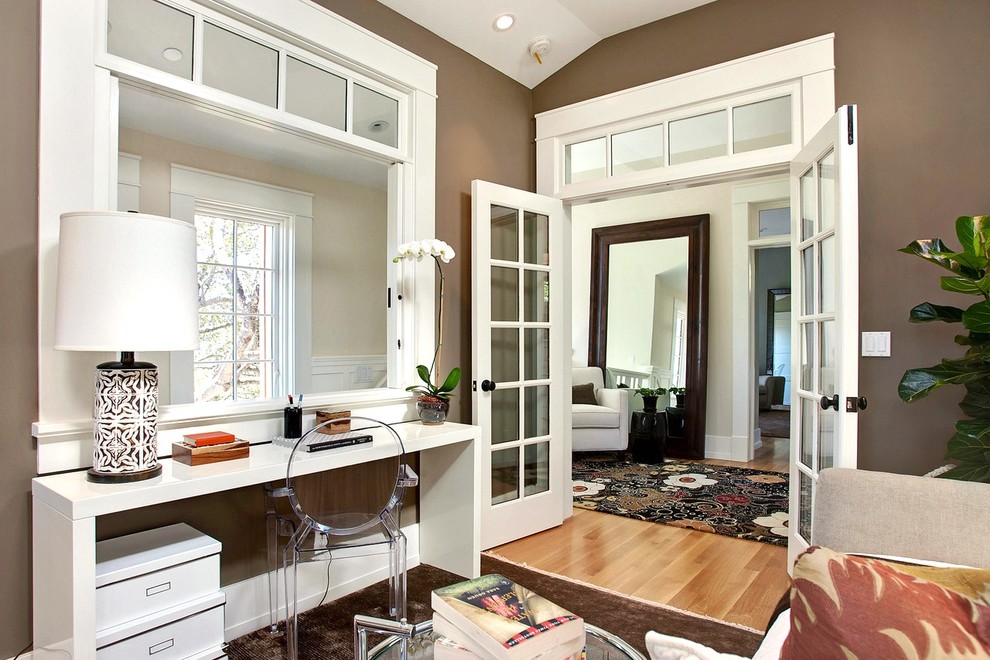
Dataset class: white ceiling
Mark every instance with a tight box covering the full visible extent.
[375,0,716,88]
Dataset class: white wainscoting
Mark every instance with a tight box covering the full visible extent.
[311,355,388,392]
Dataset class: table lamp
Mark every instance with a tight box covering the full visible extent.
[55,211,199,483]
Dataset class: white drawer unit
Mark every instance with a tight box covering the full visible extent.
[95,523,226,659]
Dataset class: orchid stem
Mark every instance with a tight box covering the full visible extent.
[430,256,445,389]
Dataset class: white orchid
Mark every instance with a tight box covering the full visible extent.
[392,238,458,397]
[393,239,455,264]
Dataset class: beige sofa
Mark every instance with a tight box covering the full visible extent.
[572,366,629,452]
[647,467,990,659]
[757,375,784,410]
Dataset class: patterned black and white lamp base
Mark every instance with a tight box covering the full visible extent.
[88,361,162,483]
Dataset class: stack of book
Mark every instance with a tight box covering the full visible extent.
[172,431,249,466]
[431,575,586,660]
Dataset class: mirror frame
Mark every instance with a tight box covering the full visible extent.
[766,288,791,375]
[588,214,710,459]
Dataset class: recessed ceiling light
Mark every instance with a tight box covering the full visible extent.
[369,120,389,133]
[162,47,183,62]
[493,14,515,32]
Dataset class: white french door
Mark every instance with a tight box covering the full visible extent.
[471,180,567,550]
[787,106,862,566]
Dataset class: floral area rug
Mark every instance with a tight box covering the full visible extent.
[572,459,789,546]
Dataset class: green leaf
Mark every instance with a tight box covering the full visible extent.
[955,215,990,260]
[908,302,964,323]
[898,361,990,402]
[941,276,983,295]
[963,300,990,333]
[936,462,990,482]
[415,364,432,386]
[437,367,462,393]
[901,238,979,278]
[947,430,990,463]
[960,381,990,418]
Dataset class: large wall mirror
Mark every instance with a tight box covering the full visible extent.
[589,215,709,459]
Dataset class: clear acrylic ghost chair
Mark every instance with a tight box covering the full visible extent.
[265,416,418,660]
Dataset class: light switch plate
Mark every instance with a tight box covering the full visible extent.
[862,331,891,357]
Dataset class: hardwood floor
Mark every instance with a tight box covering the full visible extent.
[488,437,792,631]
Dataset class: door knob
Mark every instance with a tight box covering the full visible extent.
[481,380,497,392]
[820,394,839,410]
[845,396,868,412]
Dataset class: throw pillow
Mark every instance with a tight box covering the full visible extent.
[572,382,598,405]
[781,546,990,659]
[644,631,748,660]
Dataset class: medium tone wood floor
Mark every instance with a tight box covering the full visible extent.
[489,436,792,631]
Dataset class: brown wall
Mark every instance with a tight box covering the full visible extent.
[0,0,39,653]
[535,0,990,476]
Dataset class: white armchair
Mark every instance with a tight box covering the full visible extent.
[572,366,629,452]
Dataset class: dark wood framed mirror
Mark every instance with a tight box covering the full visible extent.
[588,214,709,459]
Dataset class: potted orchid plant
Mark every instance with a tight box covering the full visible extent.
[393,239,461,424]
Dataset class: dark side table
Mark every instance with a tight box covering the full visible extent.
[630,410,667,463]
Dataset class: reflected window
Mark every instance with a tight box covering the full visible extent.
[353,84,399,148]
[107,0,195,80]
[194,205,285,402]
[285,56,347,130]
[202,23,279,108]
[612,124,663,175]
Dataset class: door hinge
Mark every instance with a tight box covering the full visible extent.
[847,105,854,145]
[387,287,391,309]
[397,339,401,349]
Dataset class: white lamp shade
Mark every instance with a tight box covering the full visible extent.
[55,211,199,352]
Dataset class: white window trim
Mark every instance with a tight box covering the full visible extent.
[536,34,835,201]
[35,0,436,474]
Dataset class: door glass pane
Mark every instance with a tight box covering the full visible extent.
[800,168,815,241]
[107,0,194,80]
[491,447,519,505]
[669,110,727,165]
[565,138,606,184]
[800,398,814,469]
[524,385,550,438]
[819,150,835,231]
[523,212,549,265]
[524,270,549,322]
[612,125,663,175]
[798,471,813,543]
[524,442,550,496]
[491,388,519,445]
[203,23,278,108]
[818,407,835,471]
[491,328,519,383]
[820,320,835,396]
[800,322,813,390]
[820,235,835,314]
[733,96,791,153]
[353,84,399,148]
[802,246,814,314]
[524,329,549,380]
[491,267,519,322]
[491,205,519,262]
[284,56,346,130]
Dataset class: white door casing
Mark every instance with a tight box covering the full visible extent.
[787,105,861,567]
[472,180,568,549]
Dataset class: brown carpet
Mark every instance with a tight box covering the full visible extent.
[759,409,790,438]
[226,556,763,659]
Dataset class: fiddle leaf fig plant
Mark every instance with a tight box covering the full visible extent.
[898,215,990,482]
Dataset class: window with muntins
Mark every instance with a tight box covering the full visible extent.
[194,205,285,402]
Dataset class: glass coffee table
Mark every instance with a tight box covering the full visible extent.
[367,620,646,660]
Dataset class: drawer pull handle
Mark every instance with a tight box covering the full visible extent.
[149,638,174,655]
[146,581,171,597]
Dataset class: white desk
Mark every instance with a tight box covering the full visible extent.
[32,422,481,659]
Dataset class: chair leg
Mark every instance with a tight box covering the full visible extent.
[394,532,407,621]
[284,543,298,660]
[265,497,280,632]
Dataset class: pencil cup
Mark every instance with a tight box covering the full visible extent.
[283,407,303,439]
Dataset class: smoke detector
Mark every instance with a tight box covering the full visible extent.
[529,37,552,64]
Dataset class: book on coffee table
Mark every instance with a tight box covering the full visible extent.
[431,574,584,660]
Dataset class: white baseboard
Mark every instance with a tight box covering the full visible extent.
[703,434,733,461]
[223,524,420,641]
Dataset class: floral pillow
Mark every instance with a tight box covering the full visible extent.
[782,546,990,659]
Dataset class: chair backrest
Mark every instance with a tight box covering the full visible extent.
[573,366,605,390]
[285,416,416,537]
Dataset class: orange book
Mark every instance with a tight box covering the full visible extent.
[183,431,236,447]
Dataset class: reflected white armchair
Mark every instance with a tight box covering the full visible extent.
[572,366,630,452]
